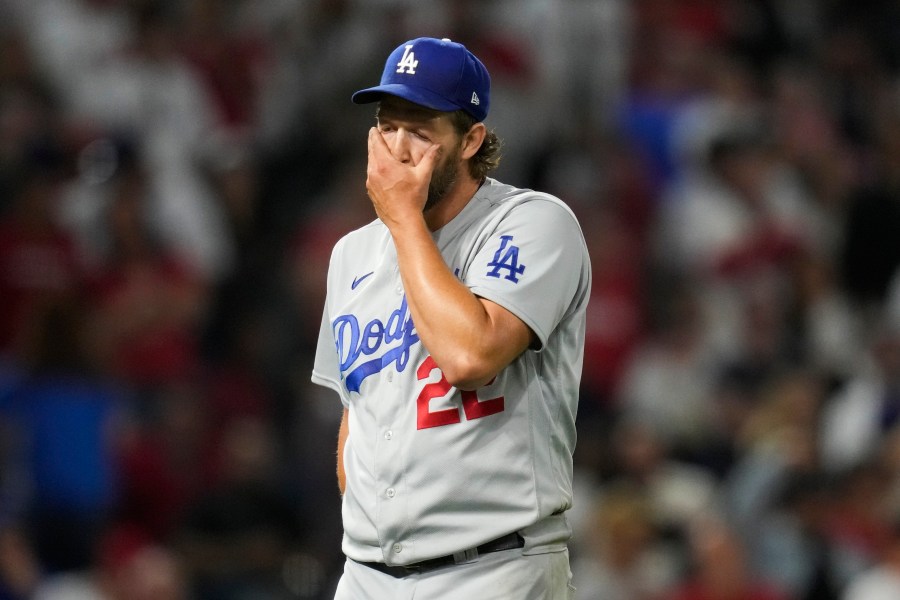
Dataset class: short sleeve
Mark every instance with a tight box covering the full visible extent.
[312,301,350,406]
[467,198,589,348]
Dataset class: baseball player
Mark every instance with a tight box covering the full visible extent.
[312,37,591,599]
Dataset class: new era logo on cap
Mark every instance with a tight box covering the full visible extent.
[352,37,491,122]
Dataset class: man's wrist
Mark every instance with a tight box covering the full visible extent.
[385,212,429,239]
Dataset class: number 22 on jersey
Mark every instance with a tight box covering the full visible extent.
[416,355,504,430]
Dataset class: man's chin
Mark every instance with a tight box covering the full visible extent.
[424,151,461,212]
[424,180,456,213]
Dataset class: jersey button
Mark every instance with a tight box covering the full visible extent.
[393,543,402,554]
[384,430,393,440]
[386,487,395,498]
[387,371,393,383]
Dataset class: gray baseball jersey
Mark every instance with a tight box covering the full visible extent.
[312,177,591,567]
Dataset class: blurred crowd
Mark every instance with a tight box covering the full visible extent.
[1,0,900,598]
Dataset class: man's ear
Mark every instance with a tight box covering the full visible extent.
[461,123,487,160]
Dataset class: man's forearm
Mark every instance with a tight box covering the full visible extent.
[337,408,349,495]
[391,221,530,390]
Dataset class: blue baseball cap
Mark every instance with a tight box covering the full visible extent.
[352,37,490,122]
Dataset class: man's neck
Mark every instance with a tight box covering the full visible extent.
[423,176,483,232]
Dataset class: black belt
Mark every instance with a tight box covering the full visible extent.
[355,532,524,578]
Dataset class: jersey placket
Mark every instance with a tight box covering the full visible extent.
[374,257,413,564]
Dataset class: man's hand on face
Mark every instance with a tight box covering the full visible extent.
[366,126,440,230]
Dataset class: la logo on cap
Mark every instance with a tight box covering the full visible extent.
[396,45,418,74]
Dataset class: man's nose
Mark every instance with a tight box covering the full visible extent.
[389,130,413,164]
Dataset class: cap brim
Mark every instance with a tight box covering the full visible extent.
[351,84,461,113]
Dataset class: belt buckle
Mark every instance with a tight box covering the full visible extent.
[452,547,479,564]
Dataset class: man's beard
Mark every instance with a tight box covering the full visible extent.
[424,144,462,212]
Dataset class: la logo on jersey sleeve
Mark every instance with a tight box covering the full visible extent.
[486,235,525,283]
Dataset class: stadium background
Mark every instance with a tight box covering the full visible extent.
[2,0,900,598]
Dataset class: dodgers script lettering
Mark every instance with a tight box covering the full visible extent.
[333,296,420,392]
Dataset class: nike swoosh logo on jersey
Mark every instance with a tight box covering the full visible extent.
[351,272,374,290]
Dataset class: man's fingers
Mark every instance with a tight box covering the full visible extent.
[367,127,387,161]
[416,143,441,176]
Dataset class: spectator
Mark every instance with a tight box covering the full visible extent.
[657,124,810,281]
[616,282,719,455]
[68,0,235,282]
[181,0,270,137]
[0,525,40,600]
[654,121,815,359]
[724,371,840,599]
[0,294,126,574]
[751,473,840,600]
[572,482,679,600]
[604,418,720,546]
[115,379,215,541]
[786,250,866,388]
[175,416,304,599]
[824,461,896,588]
[668,517,788,600]
[840,100,900,315]
[819,322,900,473]
[842,519,900,600]
[86,155,208,401]
[0,142,85,359]
[30,524,188,600]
